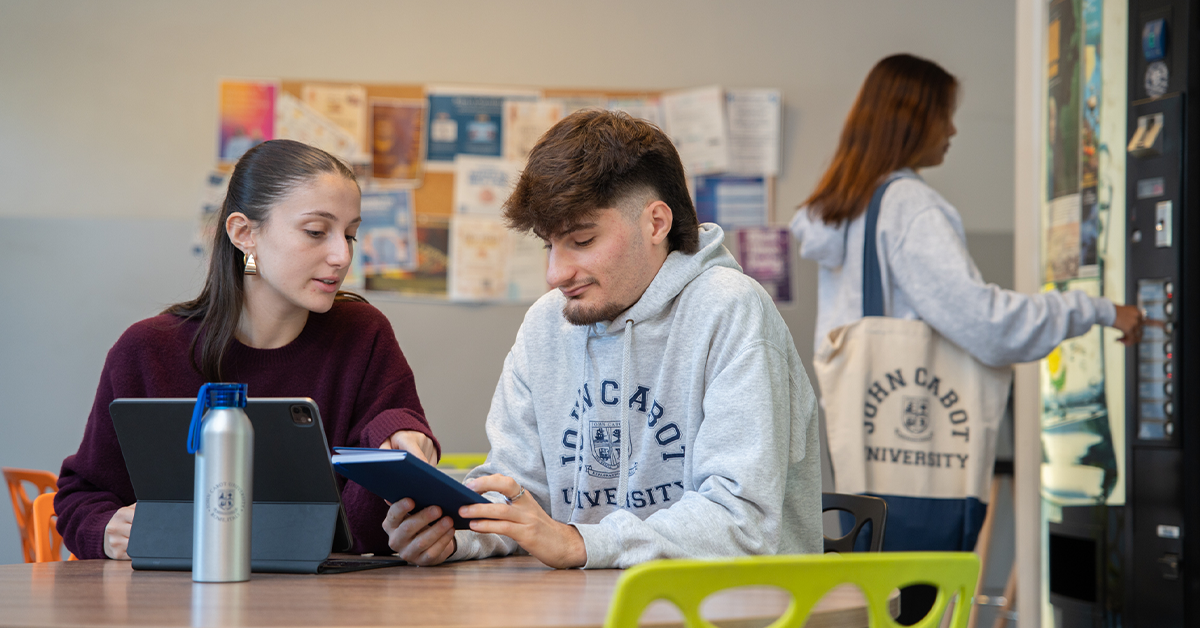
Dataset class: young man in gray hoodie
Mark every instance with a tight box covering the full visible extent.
[384,109,822,569]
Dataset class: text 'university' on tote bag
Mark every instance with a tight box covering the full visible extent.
[813,174,1012,552]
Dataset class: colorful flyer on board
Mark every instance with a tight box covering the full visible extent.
[736,228,791,303]
[359,187,418,274]
[365,217,450,296]
[725,89,781,176]
[449,214,509,302]
[453,156,523,216]
[425,86,538,169]
[372,98,426,181]
[503,100,564,162]
[693,175,768,229]
[661,86,729,175]
[301,83,369,160]
[275,92,360,164]
[218,79,277,166]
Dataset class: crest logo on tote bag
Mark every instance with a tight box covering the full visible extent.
[899,396,933,441]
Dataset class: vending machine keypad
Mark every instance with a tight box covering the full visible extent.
[1137,279,1174,440]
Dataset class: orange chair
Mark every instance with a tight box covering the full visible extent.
[31,492,75,562]
[3,468,59,563]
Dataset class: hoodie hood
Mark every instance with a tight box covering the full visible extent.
[790,206,848,269]
[598,223,741,334]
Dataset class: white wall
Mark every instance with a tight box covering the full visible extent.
[0,0,1016,565]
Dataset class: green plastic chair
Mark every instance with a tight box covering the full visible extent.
[437,453,488,469]
[603,552,980,628]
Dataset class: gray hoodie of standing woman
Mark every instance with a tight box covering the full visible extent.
[449,224,823,568]
[790,169,1116,367]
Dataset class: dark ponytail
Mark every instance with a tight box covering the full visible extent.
[165,139,364,381]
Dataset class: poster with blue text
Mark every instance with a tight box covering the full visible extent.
[359,188,418,275]
[425,87,538,169]
[693,175,768,230]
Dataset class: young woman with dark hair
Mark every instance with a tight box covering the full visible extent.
[56,139,439,560]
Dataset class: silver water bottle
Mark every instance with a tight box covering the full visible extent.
[187,383,254,582]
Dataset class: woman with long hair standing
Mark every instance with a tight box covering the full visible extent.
[55,140,438,560]
[791,53,1141,622]
[794,54,1141,360]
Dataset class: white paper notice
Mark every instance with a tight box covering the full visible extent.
[453,156,523,216]
[716,179,768,228]
[608,98,665,128]
[504,100,564,162]
[301,83,369,160]
[506,230,550,302]
[661,86,729,175]
[726,89,781,175]
[449,215,509,302]
[275,93,360,163]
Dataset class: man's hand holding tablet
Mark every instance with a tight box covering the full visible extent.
[459,475,586,569]
[383,474,586,568]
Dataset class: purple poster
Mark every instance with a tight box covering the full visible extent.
[736,227,791,303]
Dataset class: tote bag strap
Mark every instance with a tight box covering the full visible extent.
[862,173,915,317]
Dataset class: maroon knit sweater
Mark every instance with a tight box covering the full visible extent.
[55,300,438,559]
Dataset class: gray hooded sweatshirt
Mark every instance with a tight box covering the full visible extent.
[450,224,823,568]
[790,169,1116,367]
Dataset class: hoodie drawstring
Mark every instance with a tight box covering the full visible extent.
[570,329,591,520]
[572,321,635,515]
[615,319,634,510]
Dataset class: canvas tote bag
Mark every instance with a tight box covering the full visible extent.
[814,175,1013,551]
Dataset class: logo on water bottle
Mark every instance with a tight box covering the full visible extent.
[206,482,246,522]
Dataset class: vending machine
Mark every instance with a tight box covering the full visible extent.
[1121,0,1200,625]
[1043,0,1199,626]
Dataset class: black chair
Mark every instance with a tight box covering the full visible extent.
[821,492,887,553]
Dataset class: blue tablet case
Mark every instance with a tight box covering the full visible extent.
[331,448,488,529]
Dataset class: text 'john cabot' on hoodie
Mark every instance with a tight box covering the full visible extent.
[790,169,1116,368]
[450,224,823,568]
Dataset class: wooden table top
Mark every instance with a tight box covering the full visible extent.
[0,555,875,628]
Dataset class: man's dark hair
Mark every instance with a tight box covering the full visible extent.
[503,109,700,254]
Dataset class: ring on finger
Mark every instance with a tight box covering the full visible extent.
[504,487,525,504]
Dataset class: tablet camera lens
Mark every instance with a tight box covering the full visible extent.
[290,405,314,426]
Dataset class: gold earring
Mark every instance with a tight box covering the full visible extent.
[244,253,258,276]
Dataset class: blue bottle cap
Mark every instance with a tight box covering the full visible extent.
[187,383,248,454]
